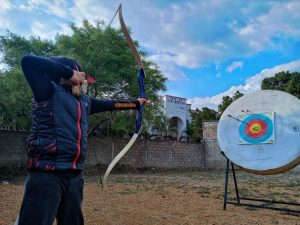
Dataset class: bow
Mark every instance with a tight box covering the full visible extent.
[102,4,146,186]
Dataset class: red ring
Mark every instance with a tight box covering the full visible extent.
[244,119,267,138]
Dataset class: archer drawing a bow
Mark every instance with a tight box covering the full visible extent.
[102,4,147,187]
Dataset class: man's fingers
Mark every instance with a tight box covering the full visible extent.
[137,98,149,106]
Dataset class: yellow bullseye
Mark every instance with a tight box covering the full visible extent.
[249,123,262,133]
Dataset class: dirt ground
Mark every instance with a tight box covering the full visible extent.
[0,169,299,225]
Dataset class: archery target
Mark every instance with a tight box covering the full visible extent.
[238,112,274,144]
[217,90,300,175]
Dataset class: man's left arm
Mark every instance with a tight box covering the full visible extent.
[90,98,142,114]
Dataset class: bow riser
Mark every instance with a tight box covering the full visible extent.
[135,68,146,133]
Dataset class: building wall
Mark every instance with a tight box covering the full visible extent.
[162,95,191,138]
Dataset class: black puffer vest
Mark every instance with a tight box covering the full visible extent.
[26,82,91,171]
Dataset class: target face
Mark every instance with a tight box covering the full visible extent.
[238,112,275,144]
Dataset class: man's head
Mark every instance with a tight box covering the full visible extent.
[49,56,83,72]
[49,56,95,95]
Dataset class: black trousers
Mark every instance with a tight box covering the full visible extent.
[18,170,84,225]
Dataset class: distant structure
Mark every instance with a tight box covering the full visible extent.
[162,95,192,140]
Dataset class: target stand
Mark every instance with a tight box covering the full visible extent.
[222,154,300,215]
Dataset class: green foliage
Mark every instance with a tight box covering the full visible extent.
[149,107,171,138]
[0,32,53,130]
[0,69,32,130]
[0,31,55,69]
[232,90,243,100]
[218,96,233,117]
[218,90,243,118]
[0,20,167,133]
[189,107,217,141]
[261,71,300,99]
[188,90,243,141]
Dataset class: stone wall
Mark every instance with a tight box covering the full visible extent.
[87,138,204,169]
[202,121,227,169]
[0,131,28,167]
[1,125,298,172]
[0,131,205,169]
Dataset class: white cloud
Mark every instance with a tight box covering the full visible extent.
[70,0,114,25]
[226,61,243,73]
[30,21,58,39]
[35,0,299,79]
[0,0,13,10]
[26,0,47,11]
[135,3,222,69]
[103,0,299,75]
[0,0,14,28]
[148,54,187,81]
[2,1,300,60]
[19,4,33,11]
[189,59,300,110]
[68,0,222,80]
[1,0,299,90]
[233,1,300,51]
[26,0,68,18]
[141,0,300,71]
[47,0,69,18]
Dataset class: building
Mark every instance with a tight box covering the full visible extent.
[162,95,192,140]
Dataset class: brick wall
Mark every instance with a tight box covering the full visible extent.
[80,137,205,169]
[0,131,28,167]
[0,131,205,169]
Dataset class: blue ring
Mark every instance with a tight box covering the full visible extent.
[239,114,273,144]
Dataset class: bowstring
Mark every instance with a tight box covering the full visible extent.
[85,5,121,73]
[87,5,121,187]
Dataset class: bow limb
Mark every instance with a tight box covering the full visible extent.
[102,4,146,187]
[102,133,139,186]
[119,5,144,70]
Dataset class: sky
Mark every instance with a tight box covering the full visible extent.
[1,0,300,110]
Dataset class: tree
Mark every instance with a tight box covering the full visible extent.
[189,107,217,142]
[232,90,243,100]
[261,71,300,99]
[149,111,170,138]
[0,32,55,130]
[0,20,167,133]
[0,31,55,70]
[218,96,233,117]
[218,90,244,118]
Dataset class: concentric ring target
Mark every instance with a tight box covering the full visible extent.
[217,90,300,175]
[239,114,273,144]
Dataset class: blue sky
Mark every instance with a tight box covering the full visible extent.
[1,0,300,109]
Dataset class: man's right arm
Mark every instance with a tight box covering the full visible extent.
[21,55,74,102]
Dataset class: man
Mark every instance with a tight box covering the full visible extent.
[17,55,147,225]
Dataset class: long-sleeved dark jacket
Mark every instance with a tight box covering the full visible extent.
[21,55,140,171]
